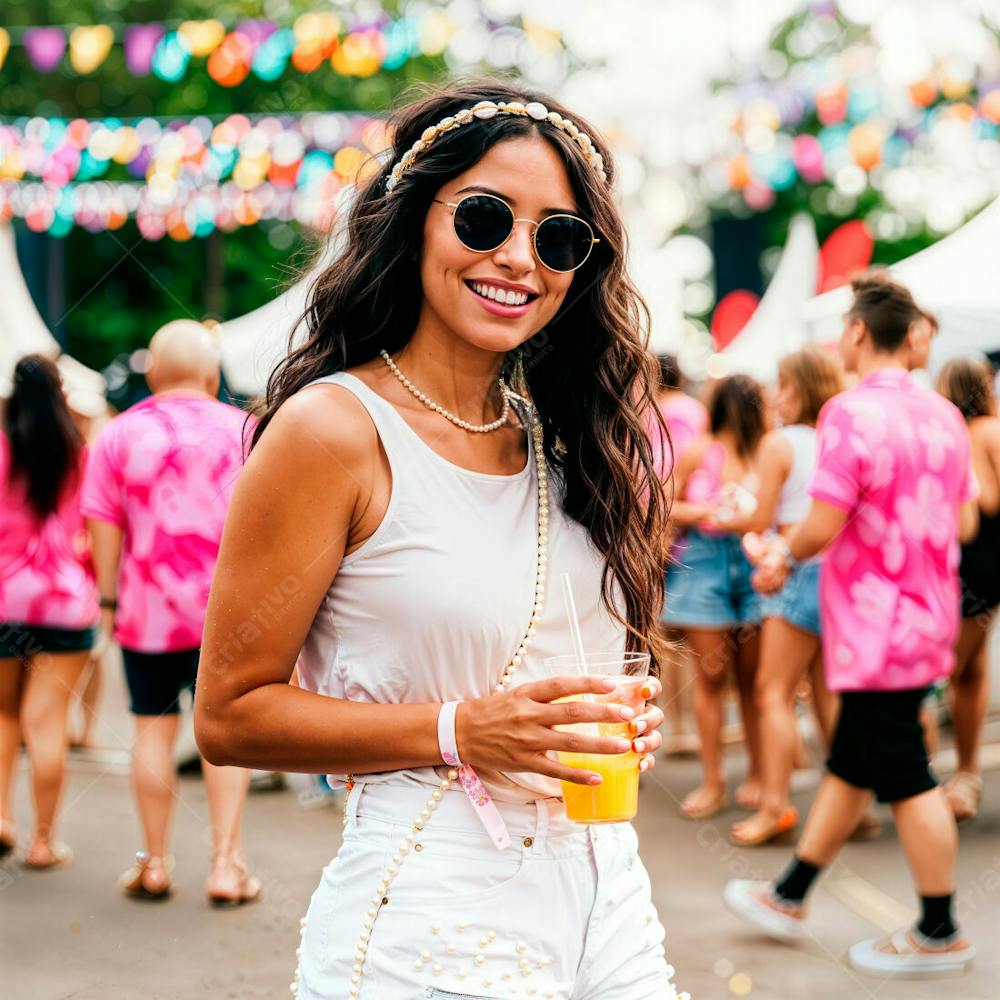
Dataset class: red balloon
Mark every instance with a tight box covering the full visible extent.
[817,219,874,293]
[712,290,759,350]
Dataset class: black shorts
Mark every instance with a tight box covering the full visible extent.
[0,622,96,660]
[827,688,937,804]
[121,647,200,716]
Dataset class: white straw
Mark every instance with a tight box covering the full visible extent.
[560,573,589,676]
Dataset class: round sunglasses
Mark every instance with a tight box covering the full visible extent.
[433,193,600,273]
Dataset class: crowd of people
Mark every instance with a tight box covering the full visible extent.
[0,77,996,995]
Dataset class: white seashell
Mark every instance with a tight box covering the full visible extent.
[506,101,526,112]
[474,106,499,119]
[525,102,548,120]
[421,126,438,143]
[411,140,425,153]
[438,116,456,130]
[455,109,474,123]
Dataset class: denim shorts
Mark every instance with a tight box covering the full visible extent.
[760,558,822,637]
[662,530,761,629]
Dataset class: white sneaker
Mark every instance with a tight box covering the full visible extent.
[723,879,806,941]
[848,928,975,978]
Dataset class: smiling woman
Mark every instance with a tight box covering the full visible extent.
[194,78,683,1000]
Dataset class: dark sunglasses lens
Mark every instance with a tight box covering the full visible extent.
[535,216,594,271]
[453,196,514,252]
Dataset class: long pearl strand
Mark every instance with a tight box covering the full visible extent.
[380,349,512,434]
[292,413,549,998]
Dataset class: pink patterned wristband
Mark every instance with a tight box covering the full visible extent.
[437,700,463,767]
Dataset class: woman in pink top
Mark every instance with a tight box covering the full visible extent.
[648,353,707,478]
[0,355,99,869]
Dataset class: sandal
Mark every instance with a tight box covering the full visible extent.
[119,850,174,898]
[723,879,807,941]
[680,786,728,821]
[23,839,74,870]
[205,850,262,907]
[848,927,976,977]
[944,772,983,823]
[729,806,799,847]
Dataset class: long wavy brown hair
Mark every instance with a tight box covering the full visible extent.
[252,78,669,668]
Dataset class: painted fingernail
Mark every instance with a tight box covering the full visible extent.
[619,706,635,719]
[641,685,654,699]
[633,739,647,753]
[640,756,653,771]
[601,678,617,690]
[588,773,603,785]
[616,739,632,753]
[634,719,647,734]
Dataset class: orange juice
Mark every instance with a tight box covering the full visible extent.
[555,675,645,823]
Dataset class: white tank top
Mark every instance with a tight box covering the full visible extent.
[296,372,626,803]
[775,424,816,526]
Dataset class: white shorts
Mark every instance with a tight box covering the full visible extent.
[293,780,682,1000]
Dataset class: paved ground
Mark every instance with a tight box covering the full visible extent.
[2,722,999,1000]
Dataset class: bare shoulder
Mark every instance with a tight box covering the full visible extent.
[254,381,379,472]
[969,414,1000,444]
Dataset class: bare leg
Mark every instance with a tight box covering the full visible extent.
[806,651,839,750]
[660,627,692,748]
[131,714,180,892]
[682,628,733,814]
[202,761,251,859]
[71,654,103,748]
[892,788,958,896]
[732,619,819,841]
[794,773,873,866]
[0,659,24,846]
[20,651,89,862]
[951,614,993,776]
[733,625,762,807]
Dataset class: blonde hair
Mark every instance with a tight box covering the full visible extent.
[778,346,845,425]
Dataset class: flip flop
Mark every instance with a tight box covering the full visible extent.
[848,928,976,977]
[729,806,799,846]
[119,850,174,899]
[23,840,74,870]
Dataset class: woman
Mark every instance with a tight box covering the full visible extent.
[0,355,98,867]
[664,374,776,819]
[649,353,707,477]
[729,347,844,846]
[195,80,681,999]
[937,357,1000,822]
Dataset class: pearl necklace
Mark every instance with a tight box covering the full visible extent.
[380,349,512,433]
[292,408,549,999]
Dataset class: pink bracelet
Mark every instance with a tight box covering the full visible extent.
[436,701,511,851]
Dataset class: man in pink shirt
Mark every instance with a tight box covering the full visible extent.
[82,320,260,904]
[724,274,978,976]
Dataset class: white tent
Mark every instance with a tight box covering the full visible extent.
[218,186,356,397]
[801,196,1000,368]
[721,213,819,383]
[0,220,107,415]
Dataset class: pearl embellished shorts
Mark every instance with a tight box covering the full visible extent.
[294,780,683,1000]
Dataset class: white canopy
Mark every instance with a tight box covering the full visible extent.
[801,196,1000,368]
[721,213,819,383]
[218,186,356,397]
[0,220,107,415]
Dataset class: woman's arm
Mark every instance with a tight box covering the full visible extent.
[194,385,653,783]
[705,430,791,535]
[666,441,713,526]
[972,417,1000,517]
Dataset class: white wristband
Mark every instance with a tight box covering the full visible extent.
[437,700,463,767]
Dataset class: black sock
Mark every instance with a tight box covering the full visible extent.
[774,856,822,903]
[917,894,957,940]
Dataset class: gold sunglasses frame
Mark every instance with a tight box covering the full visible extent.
[433,193,600,273]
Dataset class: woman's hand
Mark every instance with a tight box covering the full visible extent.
[455,674,662,785]
[630,675,664,773]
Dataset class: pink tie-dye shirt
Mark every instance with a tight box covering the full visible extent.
[80,393,250,653]
[647,393,708,480]
[0,434,98,629]
[808,368,976,692]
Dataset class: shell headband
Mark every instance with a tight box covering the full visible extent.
[384,99,607,193]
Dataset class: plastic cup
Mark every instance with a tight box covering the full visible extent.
[545,651,651,824]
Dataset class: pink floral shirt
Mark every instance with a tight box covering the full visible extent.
[80,393,250,653]
[809,368,976,692]
[0,434,98,629]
